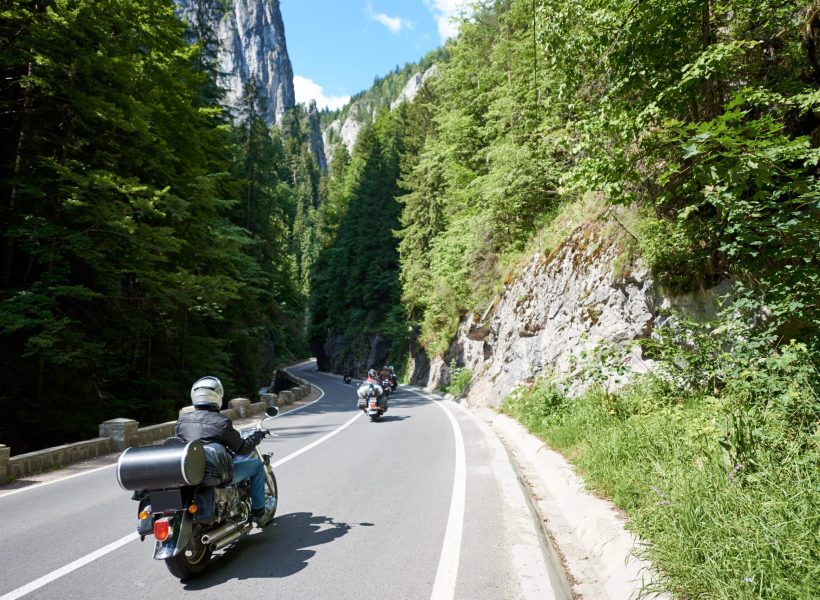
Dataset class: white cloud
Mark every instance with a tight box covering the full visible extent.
[424,0,474,41]
[365,2,411,34]
[293,75,350,112]
[372,12,407,33]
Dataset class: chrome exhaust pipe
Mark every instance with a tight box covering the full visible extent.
[209,529,242,551]
[201,522,238,545]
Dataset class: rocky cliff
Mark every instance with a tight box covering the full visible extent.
[420,216,730,405]
[322,64,440,163]
[176,0,295,124]
[390,65,439,110]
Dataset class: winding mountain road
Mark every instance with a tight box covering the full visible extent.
[0,361,563,599]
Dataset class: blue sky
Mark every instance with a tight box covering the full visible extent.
[280,1,472,110]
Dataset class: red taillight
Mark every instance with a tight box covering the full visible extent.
[370,401,377,408]
[154,519,170,541]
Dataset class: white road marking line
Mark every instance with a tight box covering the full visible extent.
[404,389,467,600]
[0,464,117,499]
[0,378,362,599]
[271,411,360,469]
[0,532,139,600]
[431,400,466,600]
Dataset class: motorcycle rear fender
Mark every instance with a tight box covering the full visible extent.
[153,511,194,560]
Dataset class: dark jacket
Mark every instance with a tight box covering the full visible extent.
[176,407,261,456]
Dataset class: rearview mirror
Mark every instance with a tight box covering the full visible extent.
[265,406,279,417]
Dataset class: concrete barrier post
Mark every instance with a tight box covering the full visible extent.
[0,444,9,481]
[280,390,293,405]
[99,418,139,451]
[260,393,278,408]
[228,398,251,418]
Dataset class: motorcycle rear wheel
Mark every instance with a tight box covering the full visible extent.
[165,534,212,580]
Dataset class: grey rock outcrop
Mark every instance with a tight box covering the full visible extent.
[314,330,393,376]
[428,218,731,405]
[390,65,439,109]
[324,65,440,163]
[176,0,295,125]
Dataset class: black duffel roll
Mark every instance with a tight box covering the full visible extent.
[202,442,234,486]
[117,441,206,491]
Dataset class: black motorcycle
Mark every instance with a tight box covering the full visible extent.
[117,406,279,579]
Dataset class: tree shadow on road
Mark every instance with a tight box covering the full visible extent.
[183,512,366,588]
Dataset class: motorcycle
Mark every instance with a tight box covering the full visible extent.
[117,406,280,580]
[343,369,352,384]
[357,381,386,421]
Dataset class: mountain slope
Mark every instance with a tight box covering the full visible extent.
[176,0,295,124]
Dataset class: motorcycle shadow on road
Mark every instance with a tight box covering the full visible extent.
[376,414,410,422]
[183,512,368,588]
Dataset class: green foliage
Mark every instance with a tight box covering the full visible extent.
[308,108,408,366]
[389,0,820,358]
[443,359,472,396]
[309,2,820,596]
[503,324,820,598]
[0,0,308,453]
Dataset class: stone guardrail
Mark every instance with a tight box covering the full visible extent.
[0,368,313,482]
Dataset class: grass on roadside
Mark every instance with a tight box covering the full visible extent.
[502,374,820,600]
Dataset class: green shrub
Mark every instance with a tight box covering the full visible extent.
[502,318,819,599]
[443,359,473,396]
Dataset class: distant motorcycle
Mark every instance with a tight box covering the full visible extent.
[117,407,280,579]
[343,369,352,384]
[357,381,386,421]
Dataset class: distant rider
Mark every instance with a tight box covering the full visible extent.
[365,369,378,383]
[176,376,275,526]
[357,369,385,409]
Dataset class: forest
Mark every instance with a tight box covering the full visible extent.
[1,0,818,595]
[0,0,325,452]
[309,1,819,597]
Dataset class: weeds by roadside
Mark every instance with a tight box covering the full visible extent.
[502,312,819,599]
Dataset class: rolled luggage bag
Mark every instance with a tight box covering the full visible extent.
[116,441,206,491]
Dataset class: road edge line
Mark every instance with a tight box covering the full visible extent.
[0,532,140,600]
[0,376,359,599]
[402,389,466,600]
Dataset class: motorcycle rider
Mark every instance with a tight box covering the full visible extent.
[360,369,386,412]
[365,368,381,388]
[176,376,275,527]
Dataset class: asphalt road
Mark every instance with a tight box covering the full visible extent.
[0,361,557,599]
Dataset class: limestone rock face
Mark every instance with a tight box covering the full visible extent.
[314,330,393,376]
[391,65,439,109]
[176,0,295,125]
[324,65,440,162]
[428,220,730,405]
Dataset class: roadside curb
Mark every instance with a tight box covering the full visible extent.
[483,409,671,600]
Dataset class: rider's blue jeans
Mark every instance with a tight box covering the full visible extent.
[231,456,265,510]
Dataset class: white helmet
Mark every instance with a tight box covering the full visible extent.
[191,376,224,409]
